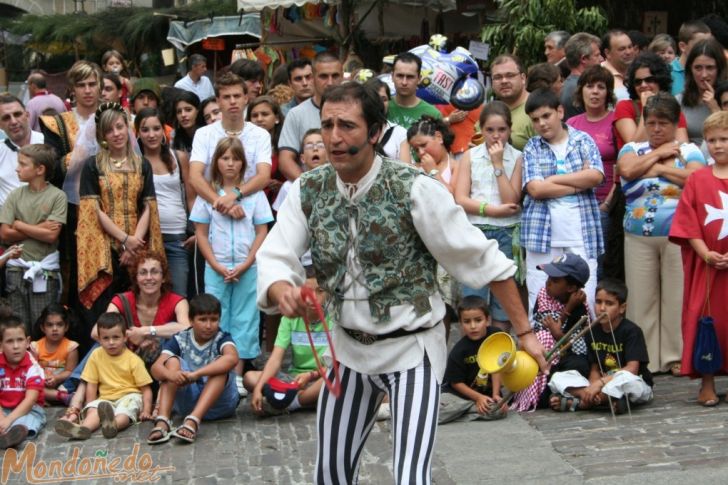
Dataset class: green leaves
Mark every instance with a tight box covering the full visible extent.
[481,0,607,68]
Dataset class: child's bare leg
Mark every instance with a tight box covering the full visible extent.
[243,370,262,392]
[59,383,86,423]
[298,378,324,408]
[114,414,131,431]
[80,408,101,432]
[235,359,244,376]
[698,374,718,405]
[156,359,181,419]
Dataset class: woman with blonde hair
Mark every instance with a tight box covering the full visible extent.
[77,102,164,325]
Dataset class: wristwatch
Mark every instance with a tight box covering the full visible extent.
[149,326,157,337]
[429,169,440,177]
[493,168,504,177]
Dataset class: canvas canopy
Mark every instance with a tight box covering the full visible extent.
[167,14,261,51]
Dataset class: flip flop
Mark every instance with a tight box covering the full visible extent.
[98,401,118,439]
[55,420,91,440]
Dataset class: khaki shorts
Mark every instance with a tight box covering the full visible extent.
[82,393,144,423]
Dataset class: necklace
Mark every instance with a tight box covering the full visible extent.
[225,129,242,137]
[110,157,127,169]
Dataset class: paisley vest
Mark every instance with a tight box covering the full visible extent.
[300,159,437,323]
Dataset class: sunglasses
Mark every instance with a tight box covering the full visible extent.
[633,76,657,86]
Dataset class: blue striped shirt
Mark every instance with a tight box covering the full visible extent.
[521,126,605,258]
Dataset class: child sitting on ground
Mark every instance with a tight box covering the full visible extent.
[548,278,653,413]
[56,312,153,439]
[245,269,329,416]
[0,315,46,449]
[30,303,79,405]
[511,253,592,411]
[147,293,239,445]
[439,296,505,424]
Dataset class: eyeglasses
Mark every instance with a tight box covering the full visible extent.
[633,76,657,86]
[303,142,326,150]
[492,72,521,82]
[138,268,163,277]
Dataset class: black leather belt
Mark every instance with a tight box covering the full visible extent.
[341,321,440,345]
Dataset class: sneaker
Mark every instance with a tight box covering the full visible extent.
[236,375,248,398]
[376,402,391,421]
[262,378,298,410]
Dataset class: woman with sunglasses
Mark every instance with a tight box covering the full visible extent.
[614,52,689,151]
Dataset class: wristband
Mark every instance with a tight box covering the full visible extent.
[516,328,533,338]
[479,201,488,216]
[232,187,243,201]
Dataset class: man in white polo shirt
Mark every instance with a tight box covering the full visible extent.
[0,94,44,208]
[188,71,272,218]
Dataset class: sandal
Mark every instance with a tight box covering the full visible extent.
[98,401,118,439]
[60,406,81,424]
[550,394,582,412]
[698,386,720,407]
[670,363,682,377]
[170,415,200,444]
[146,416,172,445]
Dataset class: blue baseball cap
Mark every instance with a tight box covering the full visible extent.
[537,253,589,286]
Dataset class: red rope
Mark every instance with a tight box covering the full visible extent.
[300,286,342,398]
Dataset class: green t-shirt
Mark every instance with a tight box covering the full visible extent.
[274,315,333,375]
[0,184,67,262]
[387,99,442,130]
[509,100,536,151]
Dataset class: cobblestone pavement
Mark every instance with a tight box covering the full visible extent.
[2,365,727,483]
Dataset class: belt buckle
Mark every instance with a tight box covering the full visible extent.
[348,329,378,345]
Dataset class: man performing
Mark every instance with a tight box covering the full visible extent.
[256,82,547,484]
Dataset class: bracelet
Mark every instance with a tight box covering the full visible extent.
[122,234,129,245]
[705,254,711,265]
[479,201,488,216]
[516,328,533,338]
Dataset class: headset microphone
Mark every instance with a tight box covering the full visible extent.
[346,124,380,156]
[347,145,361,155]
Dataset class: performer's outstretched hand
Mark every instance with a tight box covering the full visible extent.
[519,332,550,376]
[269,282,309,318]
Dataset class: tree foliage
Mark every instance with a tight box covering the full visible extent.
[4,0,237,69]
[482,0,608,68]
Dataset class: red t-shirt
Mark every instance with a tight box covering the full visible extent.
[614,99,688,151]
[110,291,185,327]
[0,352,45,408]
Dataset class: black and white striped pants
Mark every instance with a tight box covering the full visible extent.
[314,356,440,484]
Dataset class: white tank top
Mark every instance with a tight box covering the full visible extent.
[153,163,187,235]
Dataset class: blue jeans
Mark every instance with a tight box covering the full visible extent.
[461,226,514,322]
[164,237,190,297]
[173,358,239,420]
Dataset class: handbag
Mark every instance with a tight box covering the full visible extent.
[693,269,722,375]
[117,293,162,366]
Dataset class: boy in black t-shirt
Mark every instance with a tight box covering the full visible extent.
[548,278,653,413]
[439,296,505,424]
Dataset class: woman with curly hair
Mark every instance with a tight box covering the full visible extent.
[614,52,689,150]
